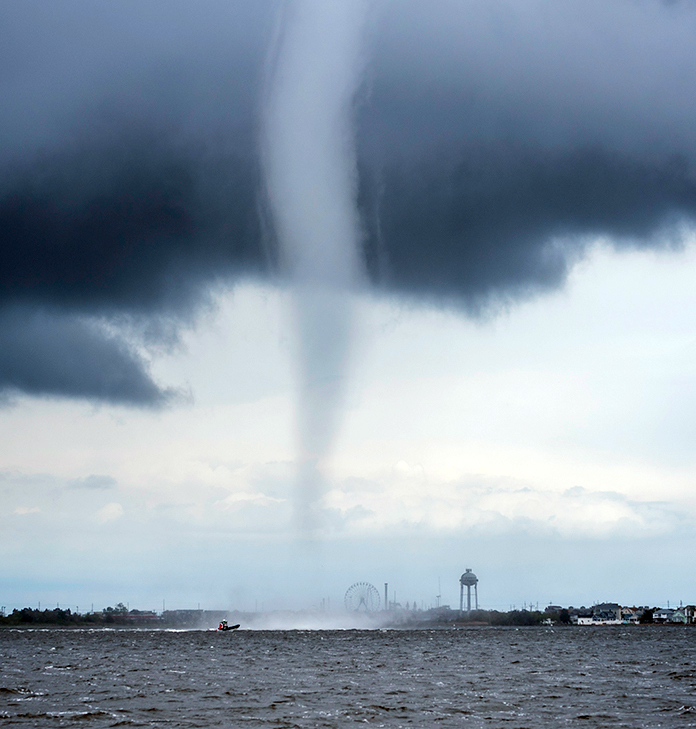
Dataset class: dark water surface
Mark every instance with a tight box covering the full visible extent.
[1,626,695,727]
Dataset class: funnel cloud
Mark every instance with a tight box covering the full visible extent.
[262,1,369,527]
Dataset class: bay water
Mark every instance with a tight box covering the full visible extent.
[2,626,695,727]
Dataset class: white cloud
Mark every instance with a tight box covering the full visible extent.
[215,492,286,511]
[70,474,116,489]
[322,468,681,539]
[14,506,40,515]
[95,502,124,523]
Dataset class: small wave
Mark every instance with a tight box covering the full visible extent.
[368,704,411,712]
[0,687,35,695]
[670,671,696,681]
[8,710,113,721]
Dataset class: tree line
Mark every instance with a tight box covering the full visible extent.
[0,603,155,626]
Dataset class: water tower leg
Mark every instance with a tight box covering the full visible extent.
[475,584,478,611]
[460,583,464,614]
[467,585,471,614]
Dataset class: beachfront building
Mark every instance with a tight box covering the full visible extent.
[653,608,676,623]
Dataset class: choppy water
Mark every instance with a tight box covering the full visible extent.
[1,626,695,727]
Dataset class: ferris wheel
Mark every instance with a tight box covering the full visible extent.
[344,582,381,612]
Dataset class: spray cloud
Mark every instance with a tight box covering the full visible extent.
[262,1,369,530]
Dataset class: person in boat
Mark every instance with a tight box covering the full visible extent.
[218,620,228,630]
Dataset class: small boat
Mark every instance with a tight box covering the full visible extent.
[217,621,240,631]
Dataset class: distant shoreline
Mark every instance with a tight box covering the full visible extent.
[1,607,693,630]
[0,623,694,633]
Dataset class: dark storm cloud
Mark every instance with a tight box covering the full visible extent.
[0,308,174,406]
[359,144,696,307]
[3,0,696,402]
[0,130,262,315]
[0,124,264,405]
[0,0,274,405]
[357,0,696,306]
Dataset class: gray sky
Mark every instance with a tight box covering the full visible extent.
[2,0,696,613]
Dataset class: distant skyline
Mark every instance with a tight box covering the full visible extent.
[2,0,696,614]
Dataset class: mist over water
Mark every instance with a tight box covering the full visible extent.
[236,610,388,631]
[262,1,370,531]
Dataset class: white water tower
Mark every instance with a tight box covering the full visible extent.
[459,569,479,615]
